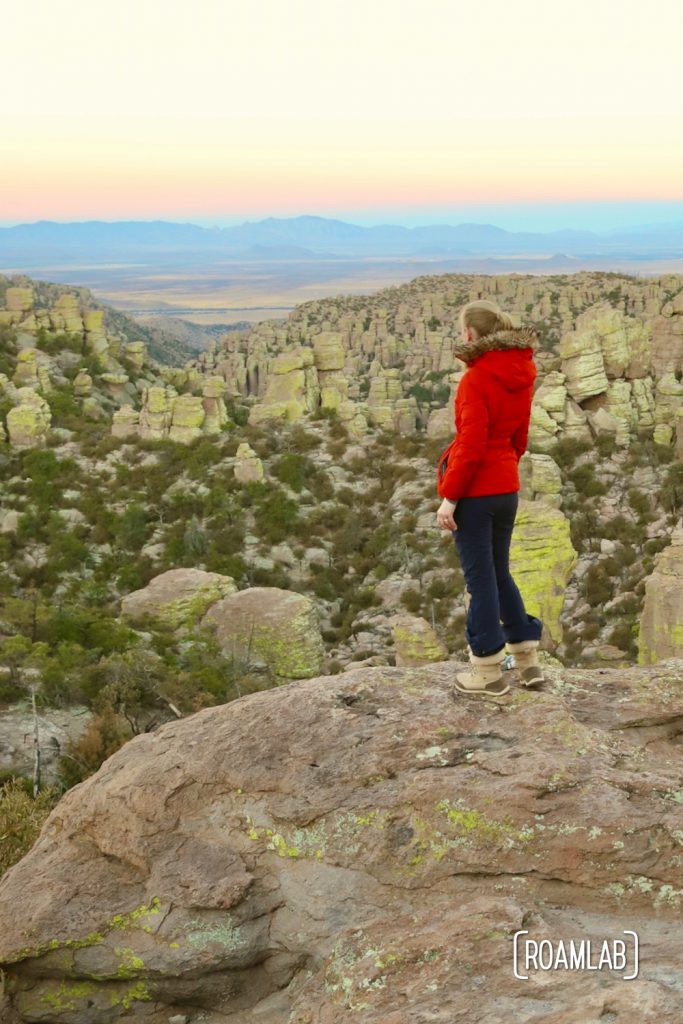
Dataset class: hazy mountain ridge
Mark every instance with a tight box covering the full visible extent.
[2,214,682,261]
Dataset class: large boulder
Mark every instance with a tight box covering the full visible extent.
[1,661,682,1022]
[120,569,237,631]
[248,347,320,425]
[559,322,608,402]
[168,394,205,444]
[202,586,324,680]
[6,388,51,448]
[389,613,448,666]
[520,452,562,508]
[638,522,683,664]
[111,405,140,439]
[509,499,578,646]
[233,442,264,484]
[5,286,34,313]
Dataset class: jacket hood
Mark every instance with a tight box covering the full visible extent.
[452,325,538,392]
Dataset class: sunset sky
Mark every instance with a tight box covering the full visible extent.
[2,0,683,231]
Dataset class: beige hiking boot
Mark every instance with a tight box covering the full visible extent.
[505,639,545,688]
[454,646,509,696]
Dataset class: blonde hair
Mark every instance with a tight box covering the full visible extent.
[459,299,515,338]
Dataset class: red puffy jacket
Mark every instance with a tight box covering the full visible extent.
[436,326,538,502]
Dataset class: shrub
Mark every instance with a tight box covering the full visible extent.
[644,536,669,557]
[606,621,637,654]
[627,488,650,517]
[550,437,592,470]
[568,464,597,492]
[602,515,643,545]
[46,386,83,428]
[613,543,637,568]
[584,563,614,606]
[595,434,618,458]
[57,708,133,788]
[661,463,683,513]
[0,777,62,876]
[35,328,83,356]
[273,452,311,493]
[400,589,422,613]
[289,424,322,452]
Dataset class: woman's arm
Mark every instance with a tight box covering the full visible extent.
[438,375,489,501]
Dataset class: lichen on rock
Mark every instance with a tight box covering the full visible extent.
[1,659,682,1021]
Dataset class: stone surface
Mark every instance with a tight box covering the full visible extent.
[1,660,682,1022]
[6,388,51,447]
[521,452,563,507]
[389,613,448,666]
[638,521,683,664]
[248,347,320,425]
[233,443,264,484]
[202,586,325,679]
[138,386,175,440]
[120,569,237,631]
[509,499,578,645]
[111,405,140,438]
[168,394,205,444]
[0,704,92,783]
[5,286,34,313]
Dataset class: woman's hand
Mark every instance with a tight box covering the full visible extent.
[436,498,458,531]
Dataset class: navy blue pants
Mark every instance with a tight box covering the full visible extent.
[451,490,543,657]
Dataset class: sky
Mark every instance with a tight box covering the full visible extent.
[2,0,683,233]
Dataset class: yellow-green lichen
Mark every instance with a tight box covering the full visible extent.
[113,946,146,978]
[108,896,161,932]
[436,799,536,847]
[38,981,97,1013]
[110,980,151,1009]
[244,809,388,860]
[8,898,161,966]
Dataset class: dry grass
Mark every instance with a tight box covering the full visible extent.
[0,778,61,878]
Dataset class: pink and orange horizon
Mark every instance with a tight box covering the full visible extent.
[3,0,682,231]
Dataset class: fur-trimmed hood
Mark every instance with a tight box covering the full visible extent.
[452,325,538,392]
[452,325,538,364]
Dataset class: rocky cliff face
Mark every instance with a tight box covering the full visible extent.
[189,271,683,455]
[0,275,226,448]
[0,659,682,1022]
[639,521,683,664]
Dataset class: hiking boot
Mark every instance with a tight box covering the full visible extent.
[505,639,545,688]
[454,645,509,696]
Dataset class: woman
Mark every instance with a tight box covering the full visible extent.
[435,299,544,696]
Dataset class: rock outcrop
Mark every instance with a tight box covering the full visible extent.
[519,452,563,508]
[1,659,682,1022]
[233,443,264,485]
[509,499,578,645]
[187,274,683,460]
[638,522,683,664]
[202,586,325,680]
[247,347,320,425]
[389,613,448,666]
[120,569,237,632]
[5,387,52,448]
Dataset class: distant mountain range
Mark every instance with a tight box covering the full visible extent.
[1,214,682,265]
